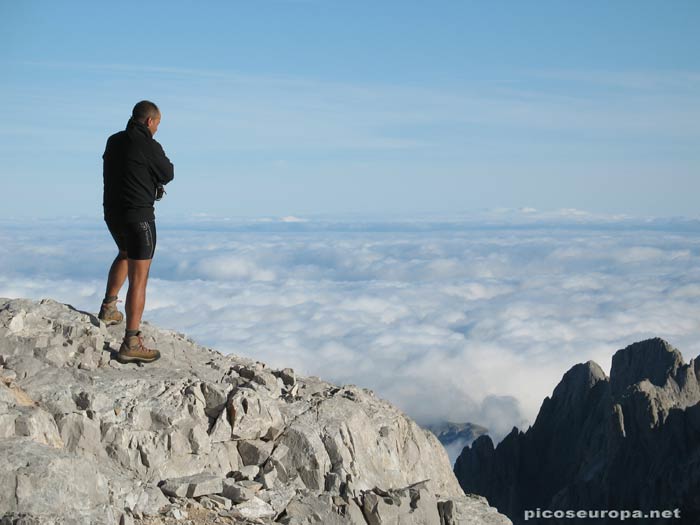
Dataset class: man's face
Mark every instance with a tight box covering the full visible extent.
[146,114,161,136]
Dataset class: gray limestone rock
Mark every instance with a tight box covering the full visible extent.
[234,464,261,480]
[439,494,511,525]
[56,412,104,457]
[209,494,232,509]
[359,481,441,525]
[258,484,297,517]
[200,381,229,418]
[166,507,187,519]
[198,494,231,510]
[204,440,241,474]
[13,406,63,448]
[229,496,276,520]
[234,363,283,397]
[0,297,509,525]
[276,423,330,490]
[221,478,263,503]
[276,490,348,525]
[228,387,285,441]
[259,462,279,489]
[345,497,368,524]
[160,473,223,498]
[275,367,297,387]
[361,490,409,524]
[0,438,113,524]
[238,438,274,465]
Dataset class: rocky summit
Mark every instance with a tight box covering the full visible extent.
[423,423,488,452]
[454,338,700,525]
[423,422,489,467]
[0,298,510,525]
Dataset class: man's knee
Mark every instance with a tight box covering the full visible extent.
[128,259,152,281]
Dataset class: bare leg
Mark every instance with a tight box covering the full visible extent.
[105,250,128,298]
[125,258,153,331]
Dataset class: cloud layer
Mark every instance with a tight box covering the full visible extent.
[2,213,699,449]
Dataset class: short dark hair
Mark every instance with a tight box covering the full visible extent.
[132,100,160,123]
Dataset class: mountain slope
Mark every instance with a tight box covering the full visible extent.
[0,297,510,525]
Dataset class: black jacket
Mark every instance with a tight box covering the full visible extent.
[103,118,174,222]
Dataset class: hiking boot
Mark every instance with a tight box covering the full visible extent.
[116,332,161,364]
[98,297,124,326]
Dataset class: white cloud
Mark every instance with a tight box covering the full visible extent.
[2,214,700,448]
[196,255,277,282]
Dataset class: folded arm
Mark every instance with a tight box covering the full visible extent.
[149,140,174,185]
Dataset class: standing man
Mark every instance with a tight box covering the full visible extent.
[98,100,174,364]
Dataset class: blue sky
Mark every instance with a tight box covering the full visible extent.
[1,1,700,217]
[2,2,700,457]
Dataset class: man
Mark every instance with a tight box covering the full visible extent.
[98,100,174,364]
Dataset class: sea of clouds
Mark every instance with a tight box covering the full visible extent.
[2,210,700,463]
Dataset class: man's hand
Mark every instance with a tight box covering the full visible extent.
[155,184,166,201]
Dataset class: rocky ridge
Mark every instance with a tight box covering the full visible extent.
[423,422,489,467]
[0,298,510,525]
[424,423,488,461]
[423,423,488,450]
[454,338,700,525]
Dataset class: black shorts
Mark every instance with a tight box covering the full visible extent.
[106,219,157,260]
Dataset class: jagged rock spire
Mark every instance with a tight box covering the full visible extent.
[454,338,700,525]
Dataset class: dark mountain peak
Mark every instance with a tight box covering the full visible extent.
[553,360,607,398]
[542,360,608,417]
[471,433,495,454]
[454,338,700,524]
[610,338,684,398]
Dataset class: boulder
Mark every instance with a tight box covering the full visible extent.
[229,496,276,520]
[222,478,263,503]
[160,473,223,498]
[238,438,274,465]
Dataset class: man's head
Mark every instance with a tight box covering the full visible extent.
[132,100,161,136]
